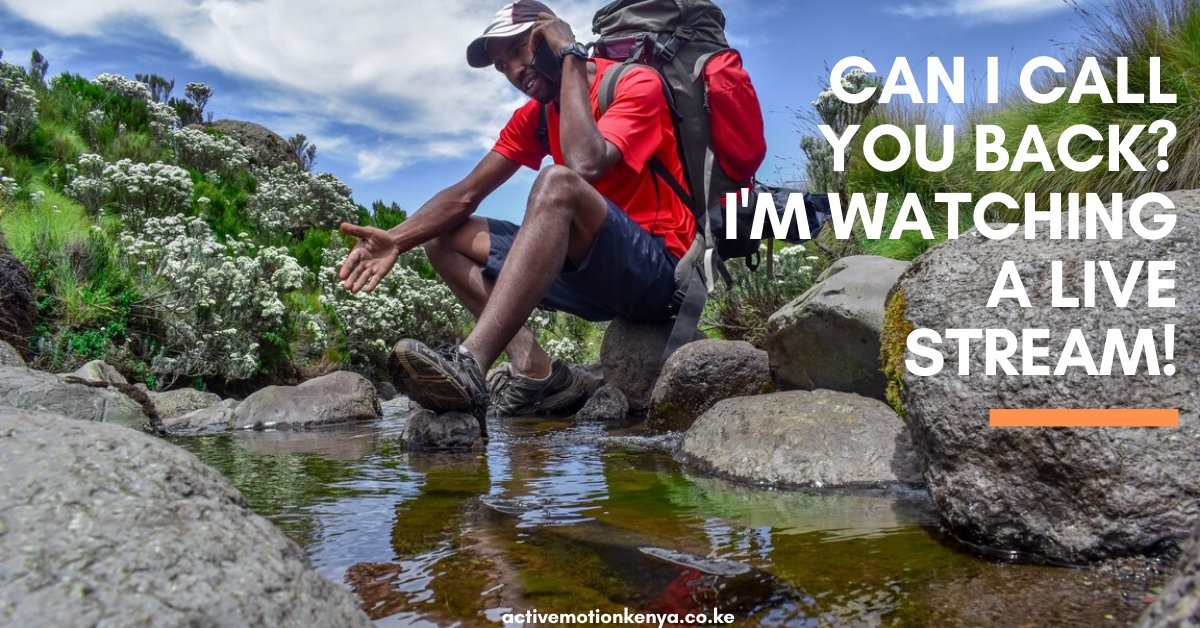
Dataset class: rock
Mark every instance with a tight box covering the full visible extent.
[0,408,372,627]
[1137,523,1200,627]
[601,318,702,414]
[648,340,773,432]
[382,395,413,412]
[0,340,24,367]
[149,388,222,420]
[375,381,398,402]
[0,236,35,355]
[766,255,909,400]
[163,399,239,436]
[67,359,128,385]
[576,385,630,422]
[403,409,483,452]
[0,365,148,430]
[676,390,922,489]
[206,119,302,169]
[571,362,606,397]
[884,189,1200,563]
[232,371,380,430]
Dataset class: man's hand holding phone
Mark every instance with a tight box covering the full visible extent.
[529,12,576,58]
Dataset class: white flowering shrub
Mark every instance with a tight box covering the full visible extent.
[249,163,358,236]
[318,243,467,368]
[524,310,596,364]
[119,215,309,380]
[0,167,17,199]
[803,69,882,194]
[63,153,109,212]
[0,61,38,147]
[92,73,179,139]
[145,100,180,139]
[65,153,192,217]
[171,127,251,177]
[93,73,152,101]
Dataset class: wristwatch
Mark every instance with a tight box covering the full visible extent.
[557,42,589,64]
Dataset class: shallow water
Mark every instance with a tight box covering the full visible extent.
[177,405,1165,626]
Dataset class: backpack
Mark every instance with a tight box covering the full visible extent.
[591,0,766,265]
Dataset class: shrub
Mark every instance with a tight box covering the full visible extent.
[119,214,308,382]
[318,242,468,370]
[92,72,178,140]
[704,245,824,348]
[64,153,192,220]
[0,61,38,147]
[171,127,252,177]
[249,163,358,237]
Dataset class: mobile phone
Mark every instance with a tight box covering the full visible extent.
[532,39,562,85]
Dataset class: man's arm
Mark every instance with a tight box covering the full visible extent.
[531,15,622,182]
[339,151,520,293]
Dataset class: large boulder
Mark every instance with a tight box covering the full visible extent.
[676,390,921,489]
[0,365,147,430]
[884,189,1200,563]
[149,387,223,420]
[231,371,380,430]
[0,408,372,627]
[766,255,909,400]
[1137,523,1200,627]
[403,409,483,452]
[206,119,301,169]
[601,318,702,414]
[648,340,773,432]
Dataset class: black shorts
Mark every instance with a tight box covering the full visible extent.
[483,200,679,323]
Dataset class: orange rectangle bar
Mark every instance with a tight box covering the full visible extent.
[990,409,1179,428]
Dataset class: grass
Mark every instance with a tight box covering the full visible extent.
[0,186,93,263]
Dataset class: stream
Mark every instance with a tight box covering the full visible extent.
[176,403,1166,626]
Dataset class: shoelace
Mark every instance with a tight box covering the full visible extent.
[432,343,488,406]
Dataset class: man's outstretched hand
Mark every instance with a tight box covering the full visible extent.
[338,223,400,294]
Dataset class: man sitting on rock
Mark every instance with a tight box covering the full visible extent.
[337,0,695,431]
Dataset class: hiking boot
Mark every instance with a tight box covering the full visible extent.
[490,359,588,418]
[392,339,489,433]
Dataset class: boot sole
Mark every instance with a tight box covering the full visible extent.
[392,345,474,413]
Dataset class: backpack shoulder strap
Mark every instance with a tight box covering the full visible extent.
[598,61,638,115]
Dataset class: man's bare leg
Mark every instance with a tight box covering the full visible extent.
[423,217,553,379]
[461,165,609,370]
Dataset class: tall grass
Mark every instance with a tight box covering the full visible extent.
[0,188,92,263]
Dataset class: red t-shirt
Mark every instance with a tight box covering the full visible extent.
[492,58,696,259]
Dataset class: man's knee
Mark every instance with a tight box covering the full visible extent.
[527,164,586,219]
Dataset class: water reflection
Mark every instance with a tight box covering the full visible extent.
[178,406,1165,627]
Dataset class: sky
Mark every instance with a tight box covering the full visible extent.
[0,0,1087,224]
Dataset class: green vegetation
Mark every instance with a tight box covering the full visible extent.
[0,53,468,389]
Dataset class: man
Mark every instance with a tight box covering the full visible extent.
[337,0,694,432]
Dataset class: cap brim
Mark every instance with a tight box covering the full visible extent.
[467,22,534,68]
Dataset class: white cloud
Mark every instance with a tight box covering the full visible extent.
[889,0,1070,21]
[1,0,597,178]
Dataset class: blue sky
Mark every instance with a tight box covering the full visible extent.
[0,0,1083,224]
